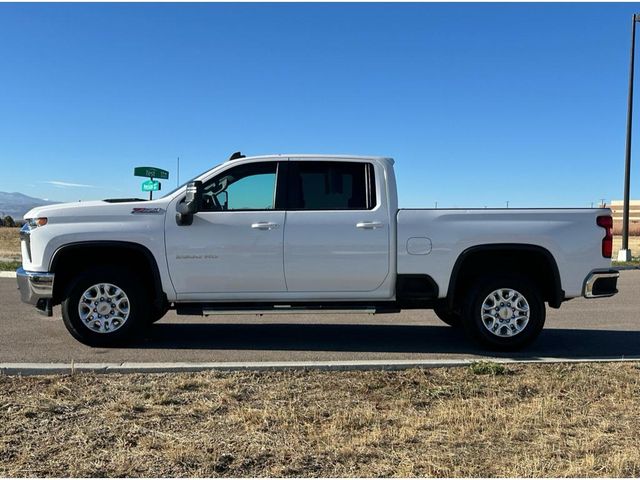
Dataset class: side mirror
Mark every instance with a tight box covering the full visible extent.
[176,180,203,226]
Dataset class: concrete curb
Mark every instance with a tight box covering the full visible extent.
[1,357,639,376]
[0,271,16,278]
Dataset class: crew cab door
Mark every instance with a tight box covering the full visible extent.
[283,160,390,292]
[165,160,286,295]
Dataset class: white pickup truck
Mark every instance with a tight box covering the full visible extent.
[17,153,619,350]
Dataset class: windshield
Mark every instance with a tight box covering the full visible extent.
[160,161,223,199]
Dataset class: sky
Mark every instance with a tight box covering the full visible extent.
[0,2,639,208]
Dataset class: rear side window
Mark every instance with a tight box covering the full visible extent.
[287,161,376,210]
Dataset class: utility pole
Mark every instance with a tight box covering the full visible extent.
[619,13,640,261]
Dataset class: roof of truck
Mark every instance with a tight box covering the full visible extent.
[227,154,394,164]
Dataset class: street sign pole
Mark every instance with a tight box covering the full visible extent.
[134,166,168,202]
[620,14,640,262]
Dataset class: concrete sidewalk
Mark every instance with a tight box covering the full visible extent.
[2,356,640,376]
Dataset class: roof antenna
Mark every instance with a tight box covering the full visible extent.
[228,151,245,161]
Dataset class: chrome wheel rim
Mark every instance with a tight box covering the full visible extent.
[78,283,130,334]
[481,288,530,338]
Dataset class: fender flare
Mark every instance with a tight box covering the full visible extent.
[50,240,166,309]
[446,243,564,309]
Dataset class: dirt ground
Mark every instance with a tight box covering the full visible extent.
[1,363,639,477]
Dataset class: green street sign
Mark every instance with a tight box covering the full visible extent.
[142,180,161,192]
[134,166,169,180]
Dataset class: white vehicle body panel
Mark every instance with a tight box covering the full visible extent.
[283,209,390,293]
[165,209,287,295]
[283,158,394,295]
[21,199,176,299]
[397,208,611,299]
[21,154,612,306]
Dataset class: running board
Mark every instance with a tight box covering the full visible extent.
[174,302,401,316]
[202,305,377,316]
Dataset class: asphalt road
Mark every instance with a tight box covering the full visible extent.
[1,271,639,364]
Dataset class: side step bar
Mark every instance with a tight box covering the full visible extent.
[176,303,401,316]
[203,306,377,316]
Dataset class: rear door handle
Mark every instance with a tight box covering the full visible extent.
[356,221,383,229]
[251,222,279,230]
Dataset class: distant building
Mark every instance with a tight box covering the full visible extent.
[610,200,640,222]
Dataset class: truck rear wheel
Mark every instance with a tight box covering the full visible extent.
[433,307,462,327]
[61,267,149,347]
[461,275,545,350]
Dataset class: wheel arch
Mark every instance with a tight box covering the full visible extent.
[446,243,564,309]
[49,241,167,311]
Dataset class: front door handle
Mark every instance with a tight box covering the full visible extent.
[356,221,383,229]
[251,222,279,230]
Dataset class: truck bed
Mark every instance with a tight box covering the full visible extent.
[396,208,612,299]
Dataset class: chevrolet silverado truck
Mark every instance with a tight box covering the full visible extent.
[17,154,619,350]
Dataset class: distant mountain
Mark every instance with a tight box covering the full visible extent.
[0,192,58,220]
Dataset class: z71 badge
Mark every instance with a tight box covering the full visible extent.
[131,207,164,214]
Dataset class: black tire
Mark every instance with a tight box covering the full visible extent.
[61,266,149,347]
[461,274,545,351]
[433,306,462,328]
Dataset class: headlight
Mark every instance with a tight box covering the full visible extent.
[26,217,48,228]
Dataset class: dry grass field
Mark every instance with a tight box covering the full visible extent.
[613,235,640,259]
[0,227,20,260]
[613,221,640,236]
[1,363,639,477]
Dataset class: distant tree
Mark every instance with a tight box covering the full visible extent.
[0,217,4,227]
[3,216,15,228]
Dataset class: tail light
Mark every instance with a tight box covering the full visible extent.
[597,215,613,258]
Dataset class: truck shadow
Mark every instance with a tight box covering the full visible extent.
[133,323,640,359]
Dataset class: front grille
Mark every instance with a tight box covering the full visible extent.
[19,224,31,263]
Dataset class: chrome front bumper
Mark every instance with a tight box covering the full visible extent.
[16,267,55,315]
[583,270,619,298]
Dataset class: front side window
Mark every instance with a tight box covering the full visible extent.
[287,161,376,210]
[201,162,278,211]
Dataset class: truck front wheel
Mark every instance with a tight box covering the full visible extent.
[461,275,545,350]
[61,267,149,347]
